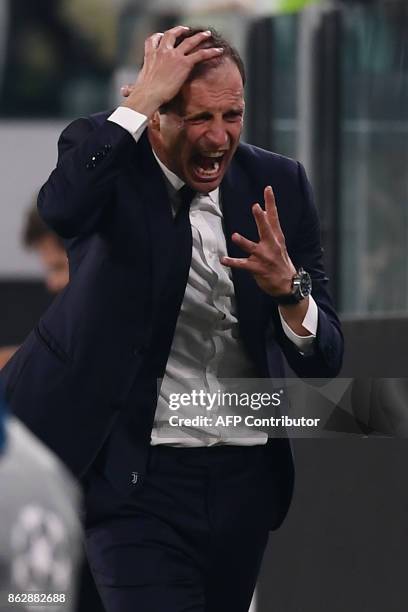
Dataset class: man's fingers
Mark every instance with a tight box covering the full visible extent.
[187,47,224,65]
[264,186,276,217]
[145,28,217,60]
[145,32,164,53]
[231,232,258,255]
[160,25,190,48]
[152,32,164,49]
[264,185,285,243]
[120,84,133,98]
[176,29,213,54]
[220,255,260,273]
[252,203,273,242]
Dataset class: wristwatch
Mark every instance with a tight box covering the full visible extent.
[273,267,312,305]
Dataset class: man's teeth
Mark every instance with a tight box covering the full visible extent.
[197,160,220,176]
[194,151,226,177]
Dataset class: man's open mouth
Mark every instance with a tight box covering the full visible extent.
[191,151,227,180]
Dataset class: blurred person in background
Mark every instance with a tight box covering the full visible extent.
[0,206,69,370]
[1,26,343,612]
[22,205,69,294]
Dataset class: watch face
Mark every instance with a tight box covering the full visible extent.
[299,269,312,297]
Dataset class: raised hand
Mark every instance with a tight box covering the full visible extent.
[121,26,224,118]
[221,186,297,297]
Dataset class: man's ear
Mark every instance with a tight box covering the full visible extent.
[149,111,161,132]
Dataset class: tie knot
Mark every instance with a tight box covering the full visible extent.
[178,185,196,211]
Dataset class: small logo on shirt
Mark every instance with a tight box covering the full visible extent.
[131,472,139,485]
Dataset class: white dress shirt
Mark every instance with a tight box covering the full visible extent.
[108,106,318,446]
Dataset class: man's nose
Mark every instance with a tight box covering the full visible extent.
[204,125,229,148]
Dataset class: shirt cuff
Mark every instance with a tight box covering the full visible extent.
[108,107,148,142]
[278,295,318,353]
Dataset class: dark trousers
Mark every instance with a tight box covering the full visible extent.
[83,444,275,612]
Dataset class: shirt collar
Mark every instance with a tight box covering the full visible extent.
[152,149,219,204]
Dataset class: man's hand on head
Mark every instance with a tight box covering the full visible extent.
[120,26,224,118]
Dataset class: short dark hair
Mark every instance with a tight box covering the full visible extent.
[159,27,245,115]
[23,204,64,249]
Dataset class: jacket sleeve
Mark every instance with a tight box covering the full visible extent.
[37,117,136,238]
[269,162,344,379]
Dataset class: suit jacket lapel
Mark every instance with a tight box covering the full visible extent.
[131,132,180,318]
[221,154,269,368]
[221,154,260,303]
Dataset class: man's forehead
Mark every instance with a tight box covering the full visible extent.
[184,95,245,115]
[184,84,244,113]
[182,61,244,113]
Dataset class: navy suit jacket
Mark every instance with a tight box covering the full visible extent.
[1,111,343,528]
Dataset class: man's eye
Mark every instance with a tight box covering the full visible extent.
[225,113,243,122]
[186,117,208,125]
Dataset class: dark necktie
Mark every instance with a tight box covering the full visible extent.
[147,184,196,377]
[177,184,196,219]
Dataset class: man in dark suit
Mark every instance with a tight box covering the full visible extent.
[1,26,343,612]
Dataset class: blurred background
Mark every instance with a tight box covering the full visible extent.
[0,1,407,611]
